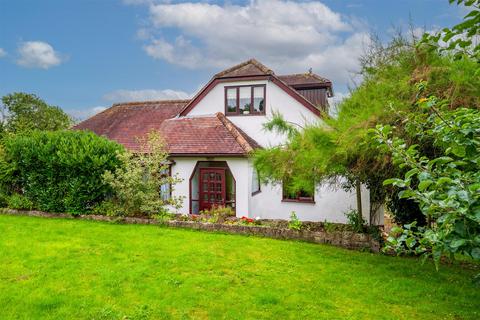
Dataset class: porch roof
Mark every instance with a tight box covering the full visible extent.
[159,113,261,156]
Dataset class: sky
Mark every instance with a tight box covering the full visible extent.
[0,0,466,120]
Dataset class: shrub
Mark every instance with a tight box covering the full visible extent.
[345,209,366,233]
[154,210,175,225]
[0,130,123,214]
[288,212,302,231]
[102,132,183,217]
[375,104,480,266]
[200,205,235,223]
[92,200,122,217]
[6,193,33,210]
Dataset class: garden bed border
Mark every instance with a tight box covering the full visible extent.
[0,208,380,252]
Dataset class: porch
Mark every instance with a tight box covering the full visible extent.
[189,161,236,214]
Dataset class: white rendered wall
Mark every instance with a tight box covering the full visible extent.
[247,161,378,223]
[181,80,383,224]
[186,79,321,147]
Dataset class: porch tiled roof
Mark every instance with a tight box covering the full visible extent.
[73,100,189,151]
[159,113,260,156]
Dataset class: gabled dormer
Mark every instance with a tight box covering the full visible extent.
[180,59,332,117]
[277,72,333,113]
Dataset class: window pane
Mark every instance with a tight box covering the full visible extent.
[253,86,264,113]
[282,180,314,201]
[252,168,260,193]
[160,184,170,201]
[226,88,237,113]
[239,87,251,114]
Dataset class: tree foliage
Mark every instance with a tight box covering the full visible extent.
[254,1,480,228]
[101,132,183,217]
[373,102,480,265]
[0,92,73,135]
[0,130,123,213]
[422,0,480,60]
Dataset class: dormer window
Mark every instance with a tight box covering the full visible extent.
[225,85,265,115]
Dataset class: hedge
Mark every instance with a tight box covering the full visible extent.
[0,130,123,214]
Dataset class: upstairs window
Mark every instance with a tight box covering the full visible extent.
[225,85,265,115]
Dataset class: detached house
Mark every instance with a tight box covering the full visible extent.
[76,59,382,224]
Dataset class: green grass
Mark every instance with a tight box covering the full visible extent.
[0,215,478,320]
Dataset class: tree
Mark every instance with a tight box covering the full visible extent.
[0,92,72,135]
[422,0,480,60]
[254,2,480,227]
[374,102,480,266]
[101,132,183,217]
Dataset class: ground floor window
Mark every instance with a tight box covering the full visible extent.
[252,168,260,195]
[282,179,314,203]
[159,166,171,201]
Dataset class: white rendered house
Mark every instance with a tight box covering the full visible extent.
[76,59,383,224]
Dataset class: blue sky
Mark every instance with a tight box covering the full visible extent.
[0,0,465,119]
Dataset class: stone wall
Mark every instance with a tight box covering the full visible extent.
[0,208,380,252]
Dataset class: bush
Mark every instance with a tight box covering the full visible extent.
[345,209,366,233]
[102,132,183,217]
[92,200,122,217]
[6,193,33,210]
[0,130,123,214]
[288,212,302,231]
[200,205,235,223]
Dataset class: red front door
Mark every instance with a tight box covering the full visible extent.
[199,168,226,211]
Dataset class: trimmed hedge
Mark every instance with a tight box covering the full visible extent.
[0,130,123,214]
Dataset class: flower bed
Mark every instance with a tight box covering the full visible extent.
[0,208,381,252]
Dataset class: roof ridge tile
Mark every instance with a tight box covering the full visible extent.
[215,112,259,153]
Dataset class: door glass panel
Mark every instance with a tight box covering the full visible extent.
[203,173,209,180]
[216,183,222,191]
[209,183,215,191]
[203,194,208,200]
[202,183,208,191]
[216,194,222,201]
[210,194,215,202]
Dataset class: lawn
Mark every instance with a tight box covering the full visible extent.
[0,215,478,320]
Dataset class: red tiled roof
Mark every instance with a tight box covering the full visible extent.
[159,113,260,156]
[214,58,274,78]
[278,73,332,88]
[74,100,189,151]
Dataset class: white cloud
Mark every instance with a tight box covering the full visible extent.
[0,48,6,58]
[103,89,190,102]
[138,0,368,85]
[16,41,64,69]
[68,106,107,121]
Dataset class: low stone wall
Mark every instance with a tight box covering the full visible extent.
[0,208,380,252]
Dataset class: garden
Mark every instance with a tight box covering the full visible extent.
[0,214,479,319]
[0,1,479,318]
